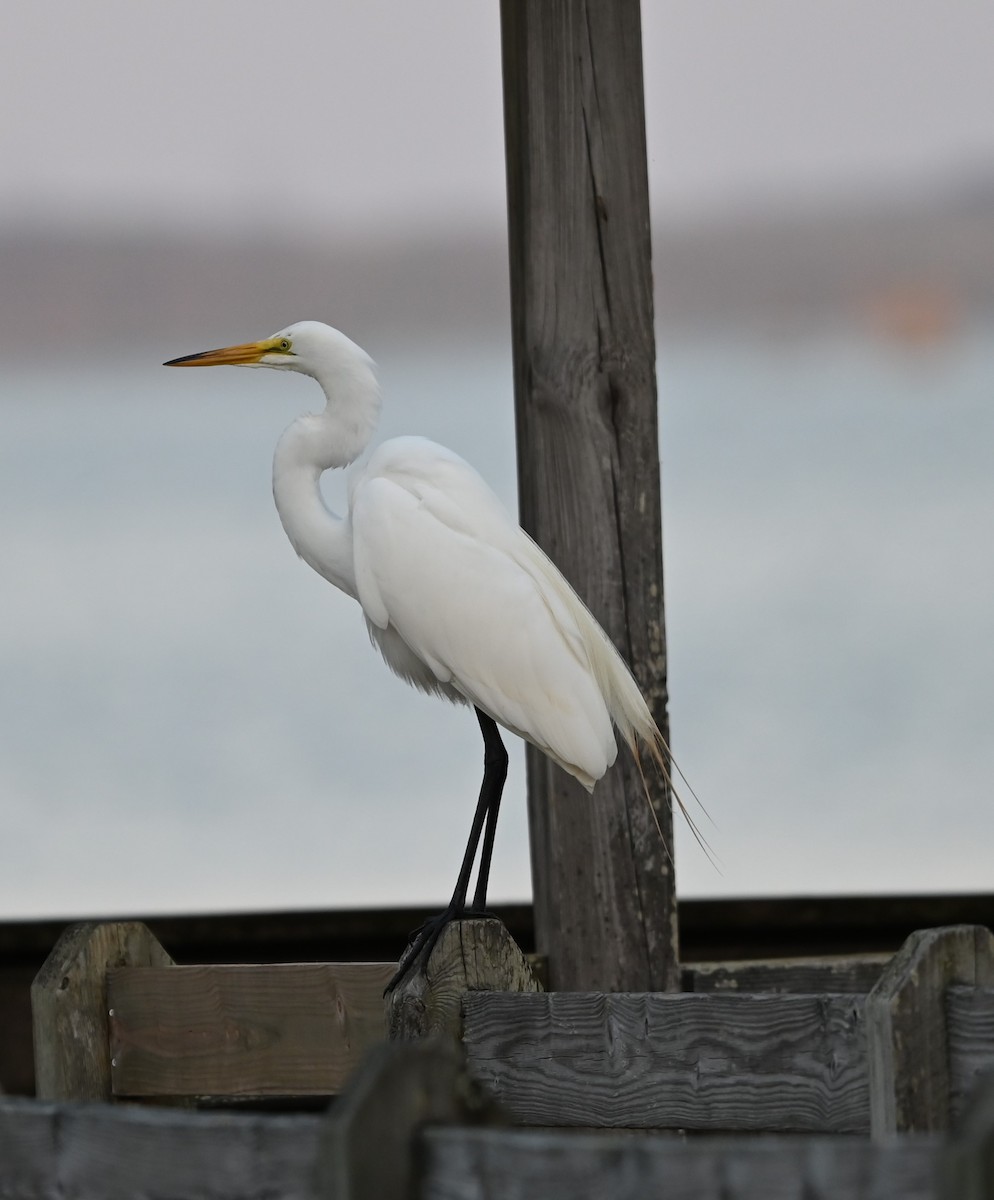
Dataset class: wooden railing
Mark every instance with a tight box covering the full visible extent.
[12,920,994,1197]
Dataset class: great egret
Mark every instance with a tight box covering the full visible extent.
[165,321,685,987]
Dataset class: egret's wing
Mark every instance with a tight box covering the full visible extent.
[351,443,617,786]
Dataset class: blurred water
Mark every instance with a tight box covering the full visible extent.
[1,329,992,917]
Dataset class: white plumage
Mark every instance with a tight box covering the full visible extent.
[353,435,637,788]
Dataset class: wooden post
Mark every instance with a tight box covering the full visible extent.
[423,1128,942,1200]
[31,921,174,1101]
[314,1039,501,1200]
[500,0,677,990]
[866,925,994,1136]
[388,918,541,1041]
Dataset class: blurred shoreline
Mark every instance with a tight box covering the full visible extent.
[5,187,994,358]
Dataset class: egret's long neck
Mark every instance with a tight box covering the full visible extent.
[271,353,380,600]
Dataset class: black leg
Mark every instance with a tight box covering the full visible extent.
[385,706,508,993]
[470,710,508,912]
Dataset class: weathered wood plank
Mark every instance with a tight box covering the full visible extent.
[501,0,677,993]
[685,954,890,995]
[31,921,174,1101]
[866,925,994,1135]
[422,1127,941,1200]
[0,1098,322,1200]
[108,962,394,1098]
[462,991,869,1131]
[388,918,541,1041]
[948,985,994,1118]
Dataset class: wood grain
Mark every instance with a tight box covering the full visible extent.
[108,962,394,1098]
[866,925,994,1135]
[423,1127,941,1200]
[501,0,677,992]
[462,991,869,1132]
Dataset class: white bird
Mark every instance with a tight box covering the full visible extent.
[165,321,687,986]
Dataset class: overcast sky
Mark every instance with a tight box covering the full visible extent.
[4,1,994,236]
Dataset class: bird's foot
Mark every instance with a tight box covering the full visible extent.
[384,905,500,995]
[384,909,457,995]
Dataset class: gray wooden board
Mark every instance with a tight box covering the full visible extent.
[0,1099,58,1197]
[686,955,890,994]
[0,1097,322,1200]
[422,1127,942,1200]
[948,986,994,1118]
[462,991,869,1131]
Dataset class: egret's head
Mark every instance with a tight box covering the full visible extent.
[164,321,374,383]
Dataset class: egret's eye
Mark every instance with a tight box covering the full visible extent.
[279,339,291,352]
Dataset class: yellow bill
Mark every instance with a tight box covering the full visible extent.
[164,336,290,368]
